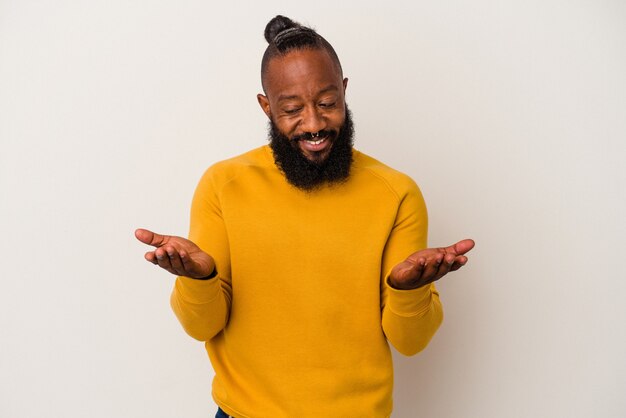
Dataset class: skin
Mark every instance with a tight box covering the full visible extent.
[136,47,475,289]
[258,48,348,163]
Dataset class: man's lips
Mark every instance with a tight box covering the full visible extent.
[299,135,331,153]
[290,130,336,157]
[291,130,335,143]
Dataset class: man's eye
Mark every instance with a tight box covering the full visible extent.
[284,108,302,115]
[319,102,336,108]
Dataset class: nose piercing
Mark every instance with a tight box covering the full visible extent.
[311,132,319,138]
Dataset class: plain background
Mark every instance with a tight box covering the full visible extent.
[1,1,625,417]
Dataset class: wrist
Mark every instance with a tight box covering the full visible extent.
[387,276,426,291]
[192,266,218,281]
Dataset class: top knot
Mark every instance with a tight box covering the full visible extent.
[260,15,344,91]
[264,15,300,43]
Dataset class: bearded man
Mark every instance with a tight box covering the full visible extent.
[136,15,474,418]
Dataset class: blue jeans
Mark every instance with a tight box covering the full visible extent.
[215,407,232,418]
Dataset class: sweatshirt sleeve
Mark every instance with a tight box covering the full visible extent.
[170,166,233,341]
[380,179,443,356]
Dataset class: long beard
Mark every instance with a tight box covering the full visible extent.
[268,106,354,191]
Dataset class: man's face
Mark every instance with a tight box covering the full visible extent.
[258,48,348,164]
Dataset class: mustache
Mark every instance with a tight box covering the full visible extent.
[291,129,337,142]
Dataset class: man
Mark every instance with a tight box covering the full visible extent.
[136,15,474,418]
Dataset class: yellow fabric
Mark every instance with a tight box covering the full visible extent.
[171,145,443,418]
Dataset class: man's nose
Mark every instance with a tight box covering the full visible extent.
[300,106,326,134]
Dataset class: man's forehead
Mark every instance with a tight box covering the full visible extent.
[276,85,339,102]
[264,48,342,97]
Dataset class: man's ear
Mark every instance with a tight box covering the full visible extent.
[343,77,348,93]
[257,94,272,119]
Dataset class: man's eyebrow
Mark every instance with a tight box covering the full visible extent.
[276,85,339,102]
[317,85,339,95]
[277,94,299,102]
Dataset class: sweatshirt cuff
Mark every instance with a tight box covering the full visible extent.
[174,275,221,304]
[385,276,433,316]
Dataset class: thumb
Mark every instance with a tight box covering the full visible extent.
[446,239,475,256]
[135,228,168,247]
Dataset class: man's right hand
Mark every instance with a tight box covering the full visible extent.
[135,228,216,279]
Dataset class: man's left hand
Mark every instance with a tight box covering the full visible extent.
[388,239,475,290]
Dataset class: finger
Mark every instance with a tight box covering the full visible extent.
[444,239,475,256]
[444,253,456,265]
[450,256,468,272]
[433,255,453,280]
[179,250,197,274]
[165,246,186,274]
[144,251,158,265]
[421,253,445,281]
[155,247,174,272]
[135,228,168,247]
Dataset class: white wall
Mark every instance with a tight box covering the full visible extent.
[1,1,624,417]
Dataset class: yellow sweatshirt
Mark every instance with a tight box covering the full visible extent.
[171,145,443,418]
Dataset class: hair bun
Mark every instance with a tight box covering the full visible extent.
[264,15,300,43]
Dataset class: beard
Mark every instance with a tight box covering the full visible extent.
[268,105,354,191]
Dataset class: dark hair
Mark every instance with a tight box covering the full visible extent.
[261,15,343,91]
